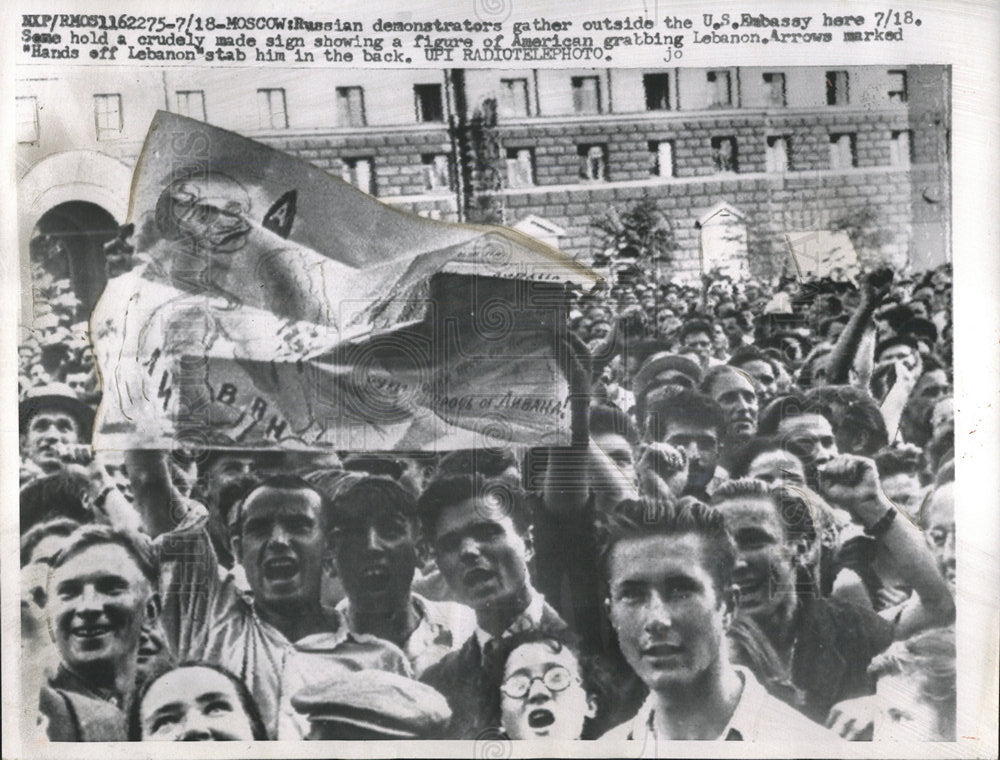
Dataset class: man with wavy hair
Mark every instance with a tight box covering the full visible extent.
[711,461,954,723]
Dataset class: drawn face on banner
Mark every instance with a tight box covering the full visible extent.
[155,173,253,260]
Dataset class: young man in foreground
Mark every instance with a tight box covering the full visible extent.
[598,498,834,745]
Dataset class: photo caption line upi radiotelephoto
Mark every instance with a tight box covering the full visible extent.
[19,108,955,747]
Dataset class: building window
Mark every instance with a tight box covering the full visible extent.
[505,147,535,187]
[421,153,451,191]
[707,70,732,108]
[829,133,857,168]
[577,144,607,181]
[336,87,366,127]
[711,136,738,173]
[257,88,288,129]
[499,78,530,118]
[888,69,908,103]
[766,136,790,172]
[175,90,206,121]
[649,140,674,177]
[571,76,601,114]
[826,71,849,105]
[16,96,39,143]
[890,130,913,166]
[94,94,123,140]
[643,73,672,111]
[414,84,444,122]
[763,73,786,107]
[341,157,375,194]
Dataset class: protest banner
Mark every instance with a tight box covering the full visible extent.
[91,112,598,452]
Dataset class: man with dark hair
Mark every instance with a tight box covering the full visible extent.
[20,517,80,568]
[38,525,160,740]
[122,454,411,738]
[874,444,927,519]
[758,393,838,488]
[805,385,889,457]
[417,472,566,738]
[645,389,725,501]
[325,473,475,676]
[188,449,288,569]
[599,497,833,743]
[712,463,954,723]
[677,319,717,368]
[728,346,779,406]
[727,437,807,487]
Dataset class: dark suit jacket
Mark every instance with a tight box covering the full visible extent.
[419,602,566,739]
[792,596,894,723]
[38,686,127,741]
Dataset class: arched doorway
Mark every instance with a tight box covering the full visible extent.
[30,201,119,319]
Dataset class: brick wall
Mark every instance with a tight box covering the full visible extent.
[260,127,453,199]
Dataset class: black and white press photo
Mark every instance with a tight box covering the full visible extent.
[6,2,997,756]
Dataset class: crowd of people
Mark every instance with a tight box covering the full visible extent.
[19,234,957,745]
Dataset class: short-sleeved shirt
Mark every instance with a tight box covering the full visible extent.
[156,527,412,738]
[601,666,836,750]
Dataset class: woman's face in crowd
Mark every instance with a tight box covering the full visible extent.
[140,666,257,741]
[500,641,595,740]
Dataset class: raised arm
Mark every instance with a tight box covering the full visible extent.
[124,449,200,538]
[818,455,955,639]
[823,269,893,386]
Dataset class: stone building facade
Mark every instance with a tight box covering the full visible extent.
[16,65,950,320]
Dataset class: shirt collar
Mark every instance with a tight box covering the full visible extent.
[629,666,764,742]
[473,586,545,654]
[50,664,125,709]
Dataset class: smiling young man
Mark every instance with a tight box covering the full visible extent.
[711,464,954,723]
[417,472,566,738]
[598,498,833,745]
[38,525,159,740]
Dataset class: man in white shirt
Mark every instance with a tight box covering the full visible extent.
[324,472,475,677]
[598,497,835,747]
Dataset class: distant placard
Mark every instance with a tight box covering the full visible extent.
[784,230,861,281]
